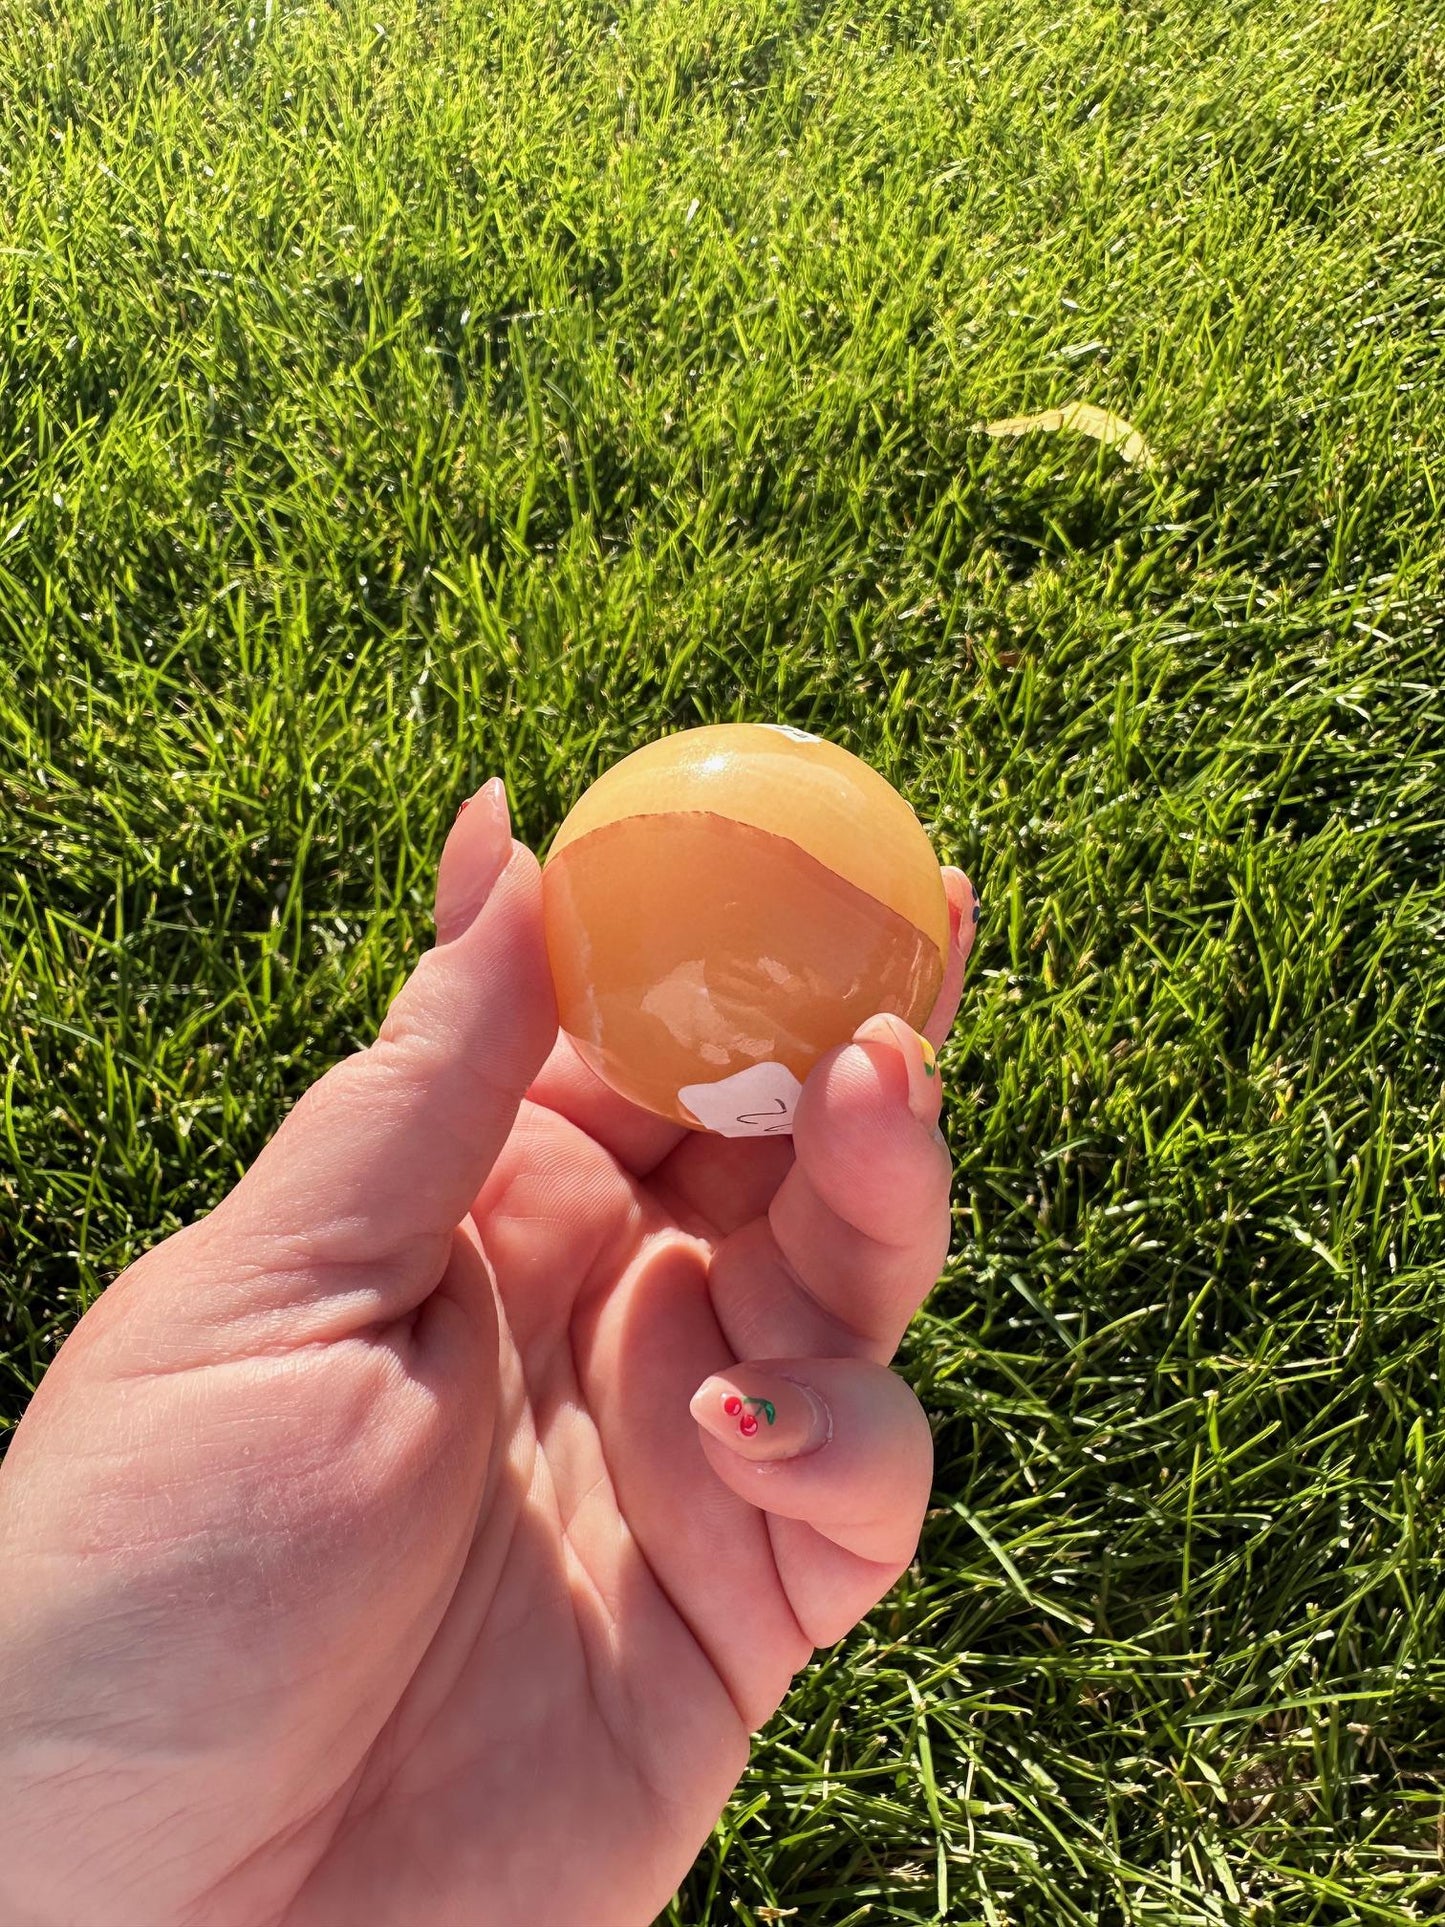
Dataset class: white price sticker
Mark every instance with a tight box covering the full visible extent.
[678,1062,804,1138]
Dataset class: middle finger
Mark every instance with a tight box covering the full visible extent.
[704,1021,954,1365]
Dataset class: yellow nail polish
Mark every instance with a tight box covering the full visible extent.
[852,1013,942,1126]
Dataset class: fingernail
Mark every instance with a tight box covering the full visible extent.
[943,872,963,942]
[852,1012,940,1127]
[690,1371,832,1462]
[440,777,512,940]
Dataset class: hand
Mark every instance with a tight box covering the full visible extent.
[0,780,976,1927]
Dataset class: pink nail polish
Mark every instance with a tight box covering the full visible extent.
[852,1013,941,1127]
[691,1372,830,1462]
[439,779,513,941]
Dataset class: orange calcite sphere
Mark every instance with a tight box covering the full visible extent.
[541,724,949,1133]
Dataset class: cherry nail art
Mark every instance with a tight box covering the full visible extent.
[722,1392,776,1439]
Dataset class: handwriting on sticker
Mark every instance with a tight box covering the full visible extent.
[678,1062,805,1138]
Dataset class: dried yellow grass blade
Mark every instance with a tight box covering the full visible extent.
[978,401,1157,469]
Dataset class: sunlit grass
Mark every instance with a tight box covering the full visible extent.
[3,0,1444,1918]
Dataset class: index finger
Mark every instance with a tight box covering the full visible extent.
[922,866,978,1050]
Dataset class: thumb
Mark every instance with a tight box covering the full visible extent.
[206,778,557,1316]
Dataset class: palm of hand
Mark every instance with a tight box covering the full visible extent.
[0,791,971,1927]
[288,1106,814,1927]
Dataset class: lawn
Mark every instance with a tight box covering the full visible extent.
[3,0,1445,1918]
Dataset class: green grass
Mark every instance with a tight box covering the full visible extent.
[4,0,1445,1917]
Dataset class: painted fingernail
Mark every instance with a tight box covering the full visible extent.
[439,777,512,940]
[943,874,963,943]
[690,1370,832,1462]
[852,1012,940,1127]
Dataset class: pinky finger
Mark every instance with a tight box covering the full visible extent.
[689,1356,933,1645]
